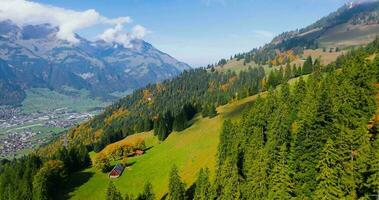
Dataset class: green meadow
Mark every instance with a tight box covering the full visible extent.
[61,92,260,200]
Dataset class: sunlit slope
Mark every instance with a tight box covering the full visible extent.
[64,93,260,200]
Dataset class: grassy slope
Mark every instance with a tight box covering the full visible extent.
[22,88,108,114]
[63,94,261,200]
[318,23,379,48]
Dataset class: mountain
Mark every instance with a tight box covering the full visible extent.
[226,1,379,67]
[0,20,190,105]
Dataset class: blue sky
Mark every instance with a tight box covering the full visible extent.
[33,0,349,67]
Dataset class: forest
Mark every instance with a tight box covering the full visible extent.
[102,38,379,199]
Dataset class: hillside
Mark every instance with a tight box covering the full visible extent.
[62,91,264,199]
[215,1,379,71]
[1,2,379,200]
[63,39,379,199]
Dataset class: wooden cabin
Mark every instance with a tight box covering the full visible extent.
[109,164,124,178]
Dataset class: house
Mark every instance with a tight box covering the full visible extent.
[109,164,124,178]
[134,149,144,156]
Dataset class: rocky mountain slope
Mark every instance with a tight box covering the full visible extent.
[0,20,190,105]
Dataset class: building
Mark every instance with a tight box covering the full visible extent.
[135,149,144,156]
[109,164,124,178]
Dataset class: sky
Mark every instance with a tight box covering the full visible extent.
[2,0,350,67]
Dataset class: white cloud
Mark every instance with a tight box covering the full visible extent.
[132,25,148,40]
[98,23,148,47]
[0,0,147,46]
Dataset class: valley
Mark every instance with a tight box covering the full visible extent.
[0,88,109,158]
[1,1,379,200]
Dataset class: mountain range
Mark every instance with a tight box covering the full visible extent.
[0,20,190,105]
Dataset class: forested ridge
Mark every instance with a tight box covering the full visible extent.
[1,35,379,199]
[103,38,379,200]
[212,45,379,199]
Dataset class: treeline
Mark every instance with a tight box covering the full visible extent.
[0,144,90,200]
[60,65,268,154]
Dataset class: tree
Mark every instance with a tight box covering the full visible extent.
[94,153,111,173]
[106,182,123,200]
[168,165,186,200]
[173,110,187,132]
[267,145,293,200]
[32,160,67,200]
[368,139,379,197]
[136,182,155,200]
[194,168,213,200]
[284,62,292,80]
[208,104,217,118]
[302,56,313,74]
[313,139,344,200]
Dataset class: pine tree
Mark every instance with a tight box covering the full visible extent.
[106,182,123,200]
[173,110,187,132]
[313,139,344,200]
[302,56,313,74]
[215,157,241,200]
[137,182,155,200]
[284,63,292,81]
[168,165,186,200]
[194,168,212,200]
[208,104,217,118]
[267,145,293,200]
[368,139,379,197]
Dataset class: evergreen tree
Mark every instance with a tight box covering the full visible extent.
[284,63,292,80]
[168,165,186,200]
[32,160,67,200]
[173,110,188,132]
[313,139,344,200]
[208,104,217,118]
[106,182,123,200]
[194,168,212,200]
[302,56,313,74]
[137,182,155,200]
[267,145,293,200]
[368,139,379,197]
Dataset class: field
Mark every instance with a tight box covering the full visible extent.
[61,92,261,200]
[21,87,108,114]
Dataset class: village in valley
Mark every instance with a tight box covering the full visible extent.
[0,107,99,158]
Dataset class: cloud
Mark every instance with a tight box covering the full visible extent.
[252,30,275,38]
[0,0,147,46]
[132,25,148,40]
[99,23,148,47]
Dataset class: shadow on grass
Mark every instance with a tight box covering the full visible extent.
[57,171,94,200]
[159,182,196,200]
[125,160,136,167]
[223,100,254,120]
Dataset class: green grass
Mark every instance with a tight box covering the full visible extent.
[21,88,108,113]
[61,92,260,200]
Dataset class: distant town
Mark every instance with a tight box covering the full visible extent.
[0,107,100,158]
